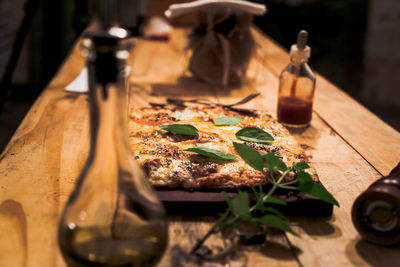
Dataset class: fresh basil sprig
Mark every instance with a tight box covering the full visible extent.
[214,116,242,126]
[158,124,198,136]
[236,127,274,143]
[191,142,339,254]
[185,147,236,161]
[231,144,338,206]
[296,171,339,206]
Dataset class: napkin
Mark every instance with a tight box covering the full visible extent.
[165,0,267,86]
[65,66,131,93]
[65,68,89,93]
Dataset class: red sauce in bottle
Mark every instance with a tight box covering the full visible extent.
[277,30,315,127]
[277,96,312,126]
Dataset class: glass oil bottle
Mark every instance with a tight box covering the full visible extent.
[277,30,316,127]
[58,27,167,267]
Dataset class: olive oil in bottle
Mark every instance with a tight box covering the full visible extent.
[58,27,167,267]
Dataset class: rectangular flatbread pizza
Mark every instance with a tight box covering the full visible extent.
[128,105,317,190]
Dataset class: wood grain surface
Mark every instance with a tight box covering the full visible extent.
[0,27,399,267]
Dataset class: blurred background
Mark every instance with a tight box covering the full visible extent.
[1,0,399,152]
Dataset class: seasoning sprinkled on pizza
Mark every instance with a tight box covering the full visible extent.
[128,105,317,190]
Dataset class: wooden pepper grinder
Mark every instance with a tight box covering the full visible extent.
[351,162,400,245]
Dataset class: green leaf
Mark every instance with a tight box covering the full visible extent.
[259,214,297,236]
[248,217,264,230]
[236,127,274,143]
[264,153,287,172]
[214,116,242,126]
[293,162,310,172]
[171,112,187,121]
[222,191,233,209]
[159,124,198,136]
[262,206,288,221]
[233,142,264,172]
[262,196,287,206]
[231,191,250,218]
[251,187,263,202]
[297,172,340,207]
[185,147,236,160]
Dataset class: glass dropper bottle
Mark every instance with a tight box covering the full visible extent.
[277,30,316,127]
[58,27,167,267]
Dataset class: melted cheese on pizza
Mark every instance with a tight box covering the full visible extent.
[128,106,317,190]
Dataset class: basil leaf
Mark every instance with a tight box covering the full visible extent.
[259,214,297,236]
[262,206,288,221]
[231,191,250,218]
[262,196,287,206]
[293,162,310,172]
[297,171,340,207]
[222,191,233,209]
[159,124,198,136]
[171,112,187,121]
[214,116,242,126]
[185,147,236,160]
[233,142,264,172]
[264,152,287,172]
[236,127,274,143]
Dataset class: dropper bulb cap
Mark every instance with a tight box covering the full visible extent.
[297,30,308,50]
[290,30,311,59]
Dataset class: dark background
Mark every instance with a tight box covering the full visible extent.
[256,0,367,99]
[1,0,399,152]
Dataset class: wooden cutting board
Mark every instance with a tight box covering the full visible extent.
[157,188,333,217]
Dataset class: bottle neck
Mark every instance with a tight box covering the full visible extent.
[87,61,129,162]
[290,56,308,65]
[85,63,163,206]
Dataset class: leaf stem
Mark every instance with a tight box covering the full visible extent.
[191,167,294,254]
[281,179,298,186]
[269,172,275,183]
[190,210,230,254]
[278,185,298,190]
[261,168,292,203]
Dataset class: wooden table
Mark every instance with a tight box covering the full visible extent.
[1,28,400,267]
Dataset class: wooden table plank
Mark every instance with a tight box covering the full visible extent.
[0,40,88,267]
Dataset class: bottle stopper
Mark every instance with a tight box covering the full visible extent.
[290,30,311,59]
[297,30,308,50]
